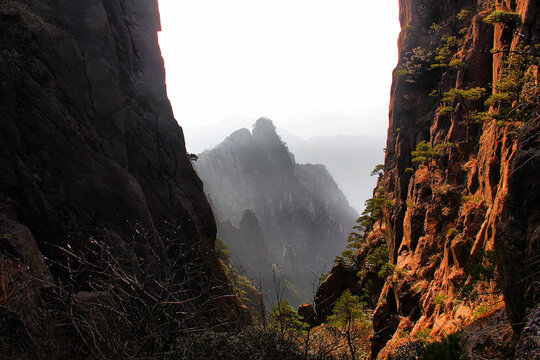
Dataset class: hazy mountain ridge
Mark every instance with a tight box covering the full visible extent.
[185,117,386,212]
[195,118,358,306]
[281,133,386,212]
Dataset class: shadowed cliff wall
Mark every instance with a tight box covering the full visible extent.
[0,0,247,355]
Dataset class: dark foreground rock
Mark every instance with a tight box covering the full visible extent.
[0,0,247,356]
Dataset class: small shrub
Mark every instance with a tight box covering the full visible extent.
[421,332,462,360]
[399,47,435,84]
[411,141,454,168]
[434,293,448,306]
[366,245,389,272]
[483,10,522,26]
[169,328,307,360]
[395,68,408,77]
[395,267,408,279]
[447,228,459,238]
[269,300,305,333]
[378,263,396,280]
[370,164,385,176]
[462,193,482,203]
[467,250,496,281]
[414,328,431,341]
[430,23,443,33]
[431,36,459,68]
[433,183,452,195]
[472,305,491,320]
[472,111,492,122]
[485,92,512,107]
[457,9,471,21]
[443,87,486,102]
[457,250,497,302]
[341,249,355,258]
[449,59,467,70]
[215,238,230,262]
[438,106,454,116]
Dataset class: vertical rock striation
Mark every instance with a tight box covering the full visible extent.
[315,0,538,358]
[372,0,539,357]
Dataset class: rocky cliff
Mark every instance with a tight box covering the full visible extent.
[0,0,246,356]
[195,118,358,306]
[314,0,539,358]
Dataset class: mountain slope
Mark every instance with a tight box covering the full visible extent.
[195,118,358,306]
[281,133,386,212]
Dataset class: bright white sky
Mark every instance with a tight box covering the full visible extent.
[157,0,400,139]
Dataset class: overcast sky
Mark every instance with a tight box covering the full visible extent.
[157,0,400,140]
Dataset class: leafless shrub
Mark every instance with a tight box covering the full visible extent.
[0,223,243,359]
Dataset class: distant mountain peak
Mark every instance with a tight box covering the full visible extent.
[253,117,276,131]
[225,128,253,146]
[195,118,358,307]
[252,117,282,143]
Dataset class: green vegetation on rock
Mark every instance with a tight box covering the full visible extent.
[483,10,522,26]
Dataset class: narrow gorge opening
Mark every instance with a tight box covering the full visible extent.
[156,0,400,309]
[2,0,537,358]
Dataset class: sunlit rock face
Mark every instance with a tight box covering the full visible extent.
[311,0,539,358]
[0,0,246,352]
[373,0,539,355]
[195,118,358,306]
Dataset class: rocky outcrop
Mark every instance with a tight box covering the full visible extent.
[367,0,539,357]
[0,0,214,269]
[217,210,273,281]
[0,0,246,355]
[312,227,387,323]
[515,304,540,360]
[495,117,540,330]
[0,218,53,284]
[195,118,358,306]
[312,0,538,358]
[461,308,513,360]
